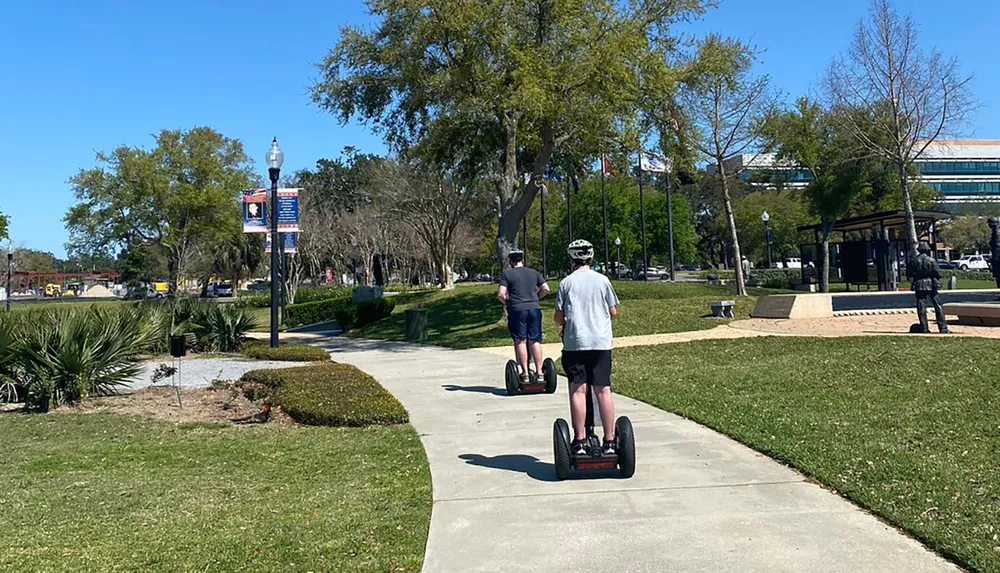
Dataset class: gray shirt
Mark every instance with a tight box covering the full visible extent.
[555,269,619,351]
[500,267,545,312]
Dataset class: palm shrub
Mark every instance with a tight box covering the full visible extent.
[191,304,259,352]
[17,307,154,410]
[0,314,22,403]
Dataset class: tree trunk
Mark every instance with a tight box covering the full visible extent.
[819,219,834,293]
[718,163,746,296]
[898,162,919,251]
[167,254,180,297]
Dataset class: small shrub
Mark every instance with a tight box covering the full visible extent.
[233,293,270,309]
[241,341,330,362]
[238,363,408,427]
[337,297,397,332]
[295,286,352,304]
[357,297,396,325]
[334,307,357,331]
[285,296,353,328]
[193,305,259,352]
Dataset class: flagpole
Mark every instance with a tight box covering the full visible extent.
[638,154,647,281]
[666,163,676,282]
[523,210,528,259]
[566,172,573,243]
[601,154,609,272]
[540,179,547,278]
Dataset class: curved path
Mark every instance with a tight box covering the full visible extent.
[295,334,959,573]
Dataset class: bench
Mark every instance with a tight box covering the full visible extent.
[708,300,735,318]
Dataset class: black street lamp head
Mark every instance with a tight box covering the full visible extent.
[761,210,770,223]
[266,138,284,183]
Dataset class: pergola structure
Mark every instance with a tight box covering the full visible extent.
[12,271,121,297]
[796,210,952,291]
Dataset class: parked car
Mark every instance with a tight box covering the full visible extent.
[781,257,803,269]
[936,259,957,270]
[676,264,700,271]
[636,266,663,280]
[955,255,989,271]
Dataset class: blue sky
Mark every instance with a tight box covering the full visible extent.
[2,0,997,257]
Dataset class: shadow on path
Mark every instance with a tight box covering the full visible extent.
[442,384,506,396]
[459,453,557,482]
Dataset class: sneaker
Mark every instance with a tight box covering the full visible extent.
[602,440,616,456]
[571,440,588,456]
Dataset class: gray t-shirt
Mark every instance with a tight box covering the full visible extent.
[555,269,619,351]
[500,267,545,312]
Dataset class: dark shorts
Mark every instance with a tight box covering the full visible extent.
[561,350,612,387]
[508,308,542,342]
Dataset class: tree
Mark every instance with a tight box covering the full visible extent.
[678,34,779,295]
[312,0,710,272]
[11,249,59,274]
[731,189,815,266]
[65,127,254,295]
[375,160,490,289]
[938,216,995,257]
[825,0,973,250]
[0,212,8,242]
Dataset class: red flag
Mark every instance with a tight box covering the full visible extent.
[601,154,618,177]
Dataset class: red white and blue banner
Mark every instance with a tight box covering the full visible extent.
[265,232,297,254]
[242,189,268,233]
[276,188,300,233]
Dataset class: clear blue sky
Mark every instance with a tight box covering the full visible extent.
[2,0,997,257]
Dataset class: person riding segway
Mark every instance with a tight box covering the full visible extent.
[552,239,635,479]
[497,249,557,395]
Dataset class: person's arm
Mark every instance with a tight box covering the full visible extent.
[497,285,508,305]
[605,279,620,319]
[535,271,550,298]
[554,284,566,326]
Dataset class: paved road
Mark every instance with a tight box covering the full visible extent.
[305,336,956,573]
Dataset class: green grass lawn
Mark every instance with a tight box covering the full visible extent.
[614,336,1000,573]
[352,281,767,349]
[0,412,430,573]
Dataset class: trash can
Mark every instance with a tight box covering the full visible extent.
[404,308,427,343]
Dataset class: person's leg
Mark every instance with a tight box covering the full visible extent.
[590,350,615,443]
[508,309,530,379]
[563,351,588,444]
[569,382,588,441]
[527,308,544,377]
[514,338,529,379]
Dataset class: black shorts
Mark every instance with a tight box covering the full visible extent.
[561,350,612,387]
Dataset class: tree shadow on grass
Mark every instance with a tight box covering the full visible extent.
[458,453,557,482]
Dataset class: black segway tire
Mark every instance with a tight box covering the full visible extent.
[504,360,519,396]
[616,416,635,478]
[542,358,557,394]
[554,418,572,480]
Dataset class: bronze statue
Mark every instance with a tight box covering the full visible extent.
[906,242,949,334]
[989,217,1000,288]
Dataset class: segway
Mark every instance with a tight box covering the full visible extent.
[553,383,635,480]
[504,355,557,396]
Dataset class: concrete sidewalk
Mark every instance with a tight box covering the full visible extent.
[307,336,956,573]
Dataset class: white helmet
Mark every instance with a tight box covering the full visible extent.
[567,239,594,262]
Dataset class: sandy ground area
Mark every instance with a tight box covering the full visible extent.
[729,314,1000,338]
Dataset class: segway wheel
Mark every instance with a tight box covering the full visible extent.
[542,358,557,394]
[615,416,636,478]
[504,360,519,396]
[553,418,572,480]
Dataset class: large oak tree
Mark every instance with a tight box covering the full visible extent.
[311,0,711,268]
[65,127,253,295]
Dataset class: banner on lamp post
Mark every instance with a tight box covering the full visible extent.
[640,152,669,173]
[242,189,268,233]
[265,232,297,254]
[276,188,300,233]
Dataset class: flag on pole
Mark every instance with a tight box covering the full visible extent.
[640,152,669,173]
[601,154,618,177]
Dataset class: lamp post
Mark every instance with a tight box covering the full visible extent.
[762,210,773,269]
[614,236,622,280]
[266,138,284,348]
[5,251,12,312]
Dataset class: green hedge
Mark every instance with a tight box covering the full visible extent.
[295,286,353,304]
[336,297,396,331]
[240,363,408,427]
[285,296,353,328]
[942,269,994,281]
[240,341,330,362]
